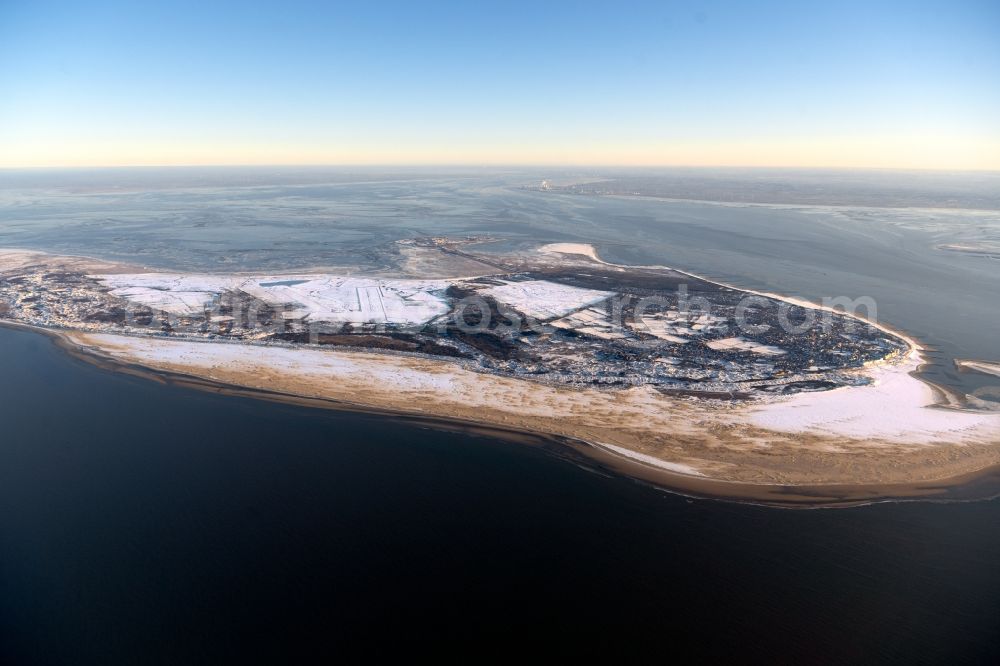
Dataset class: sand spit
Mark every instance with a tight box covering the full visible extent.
[61,331,1000,494]
[538,243,604,262]
[957,359,1000,379]
[0,248,137,275]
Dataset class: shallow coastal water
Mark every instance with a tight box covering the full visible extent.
[2,168,997,396]
[2,168,999,661]
[2,324,1000,663]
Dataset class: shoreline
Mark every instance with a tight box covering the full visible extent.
[5,319,999,508]
[34,322,1000,499]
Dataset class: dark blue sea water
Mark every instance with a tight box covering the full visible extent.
[1,325,998,664]
[1,168,999,663]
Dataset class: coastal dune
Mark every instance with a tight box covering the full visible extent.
[748,349,996,443]
[64,329,1000,493]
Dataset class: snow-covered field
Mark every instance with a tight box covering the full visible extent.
[480,280,614,321]
[549,306,625,340]
[94,273,453,325]
[239,276,452,325]
[96,274,240,315]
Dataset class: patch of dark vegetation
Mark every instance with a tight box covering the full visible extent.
[445,285,478,299]
[319,333,417,351]
[132,309,155,326]
[756,380,839,394]
[269,331,472,359]
[587,378,628,386]
[43,272,84,283]
[84,309,128,324]
[444,327,527,361]
[656,387,754,400]
[408,339,471,359]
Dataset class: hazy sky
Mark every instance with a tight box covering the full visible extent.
[2,0,998,169]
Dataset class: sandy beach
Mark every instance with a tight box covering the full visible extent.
[57,328,1000,497]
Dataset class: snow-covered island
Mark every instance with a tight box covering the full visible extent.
[2,239,998,505]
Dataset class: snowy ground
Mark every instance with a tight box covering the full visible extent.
[549,306,626,340]
[239,276,452,325]
[748,350,998,443]
[93,273,453,326]
[480,280,614,321]
[706,337,786,356]
[95,274,240,316]
[629,311,728,343]
[78,333,460,393]
[94,271,621,327]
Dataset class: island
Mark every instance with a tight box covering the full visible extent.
[2,239,998,506]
